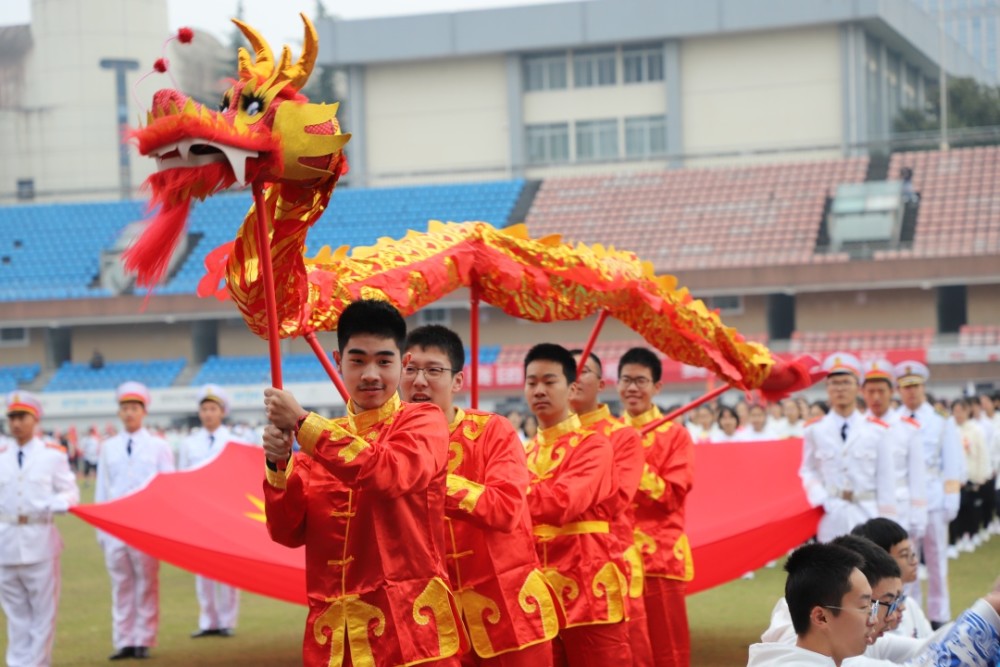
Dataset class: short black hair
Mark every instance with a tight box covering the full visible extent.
[336,299,406,354]
[810,400,829,415]
[831,534,901,585]
[568,348,602,376]
[851,518,909,553]
[717,405,740,426]
[785,543,865,636]
[524,343,576,383]
[404,325,464,373]
[618,347,662,383]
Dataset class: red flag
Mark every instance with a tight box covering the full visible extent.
[71,440,818,603]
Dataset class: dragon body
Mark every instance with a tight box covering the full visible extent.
[129,16,815,398]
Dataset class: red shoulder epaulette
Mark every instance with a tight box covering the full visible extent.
[804,415,822,427]
[867,416,889,428]
[45,442,68,453]
[901,416,919,427]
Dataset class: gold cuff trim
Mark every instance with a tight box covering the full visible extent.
[264,455,294,489]
[297,412,327,456]
[638,465,667,501]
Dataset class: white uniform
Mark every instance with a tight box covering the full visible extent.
[0,438,79,667]
[899,402,965,623]
[178,425,240,632]
[880,411,928,539]
[95,428,175,650]
[800,410,898,543]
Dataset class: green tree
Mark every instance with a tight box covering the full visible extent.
[893,76,1000,137]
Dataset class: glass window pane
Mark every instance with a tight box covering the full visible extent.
[548,59,567,89]
[551,127,569,162]
[624,54,641,83]
[647,51,664,81]
[598,56,616,85]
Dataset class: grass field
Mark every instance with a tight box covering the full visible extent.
[3,483,998,666]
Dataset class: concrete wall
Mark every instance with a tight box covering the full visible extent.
[70,321,192,362]
[795,287,936,332]
[364,56,510,186]
[0,0,168,201]
[968,284,1000,325]
[681,26,843,162]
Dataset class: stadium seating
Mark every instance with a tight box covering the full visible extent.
[0,200,139,301]
[157,179,527,295]
[880,146,1000,260]
[958,324,1000,347]
[193,346,504,386]
[789,328,935,353]
[524,158,868,271]
[46,358,186,392]
[0,363,41,393]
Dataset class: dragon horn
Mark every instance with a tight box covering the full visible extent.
[232,18,274,73]
[285,13,318,91]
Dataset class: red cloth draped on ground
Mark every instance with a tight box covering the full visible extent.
[443,408,559,660]
[70,439,820,605]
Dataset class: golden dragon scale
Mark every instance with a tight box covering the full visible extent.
[222,214,776,392]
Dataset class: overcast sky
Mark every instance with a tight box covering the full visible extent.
[1,0,579,45]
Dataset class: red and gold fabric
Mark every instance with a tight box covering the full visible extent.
[263,394,466,667]
[621,406,695,582]
[444,408,559,660]
[524,414,627,629]
[577,405,652,666]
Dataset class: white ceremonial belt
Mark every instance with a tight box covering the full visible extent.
[0,513,53,525]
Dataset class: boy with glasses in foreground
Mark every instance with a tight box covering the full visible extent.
[759,534,1000,665]
[850,518,932,639]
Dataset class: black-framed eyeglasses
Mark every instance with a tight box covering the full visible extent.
[822,600,879,624]
[402,366,454,380]
[618,376,652,388]
[884,595,904,618]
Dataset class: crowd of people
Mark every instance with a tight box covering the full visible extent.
[1,300,998,666]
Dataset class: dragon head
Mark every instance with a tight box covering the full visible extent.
[125,13,350,288]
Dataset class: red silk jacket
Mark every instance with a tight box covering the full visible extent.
[524,414,628,628]
[444,408,560,658]
[263,395,466,667]
[621,406,695,582]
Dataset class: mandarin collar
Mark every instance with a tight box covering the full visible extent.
[622,404,662,428]
[577,404,611,428]
[347,393,401,433]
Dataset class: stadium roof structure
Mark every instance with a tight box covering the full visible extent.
[315,0,992,83]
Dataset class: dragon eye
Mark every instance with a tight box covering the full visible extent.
[242,94,264,116]
[218,95,230,112]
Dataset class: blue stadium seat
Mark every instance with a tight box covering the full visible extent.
[45,358,186,392]
[0,363,41,393]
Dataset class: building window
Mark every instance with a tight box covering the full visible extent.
[573,49,616,88]
[575,119,619,161]
[623,44,665,83]
[524,53,568,91]
[16,179,34,201]
[625,115,667,158]
[705,295,743,316]
[0,327,28,347]
[415,307,451,327]
[526,123,570,164]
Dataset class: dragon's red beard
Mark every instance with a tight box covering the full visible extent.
[124,163,236,288]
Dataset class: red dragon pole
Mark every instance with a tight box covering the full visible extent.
[253,183,283,389]
[641,384,731,435]
[470,285,480,409]
[575,310,609,378]
[304,333,349,403]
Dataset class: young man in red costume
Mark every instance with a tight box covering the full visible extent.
[523,343,632,666]
[399,325,559,667]
[617,347,695,667]
[262,300,465,667]
[569,349,654,667]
